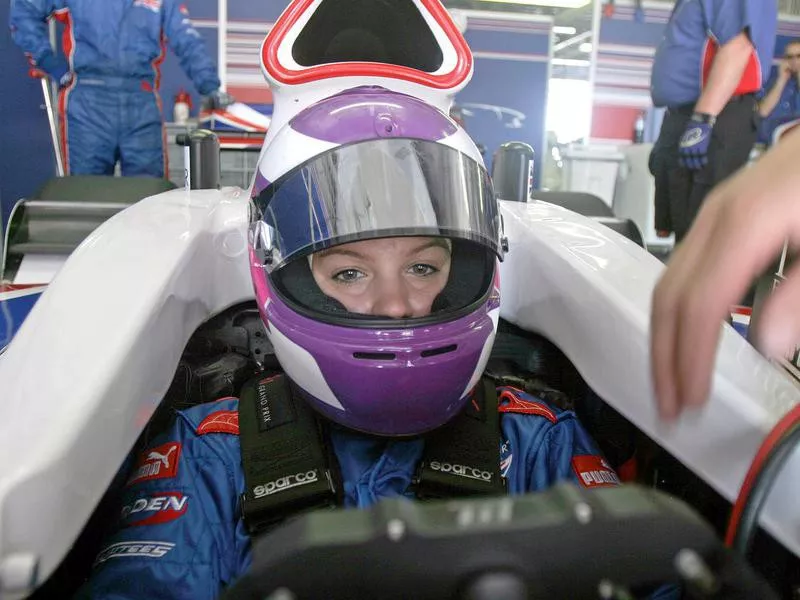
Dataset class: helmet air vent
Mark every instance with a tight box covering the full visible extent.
[353,351,397,361]
[420,344,457,358]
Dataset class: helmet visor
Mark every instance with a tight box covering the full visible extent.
[251,138,499,270]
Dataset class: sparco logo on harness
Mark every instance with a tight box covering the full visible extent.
[430,461,492,482]
[253,470,319,498]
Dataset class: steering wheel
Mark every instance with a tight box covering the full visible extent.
[222,483,776,600]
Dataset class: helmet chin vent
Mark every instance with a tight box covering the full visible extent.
[420,344,457,358]
[353,351,397,361]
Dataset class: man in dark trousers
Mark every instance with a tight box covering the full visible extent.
[9,0,233,178]
[649,0,777,243]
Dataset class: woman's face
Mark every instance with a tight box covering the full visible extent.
[787,43,800,73]
[310,236,452,318]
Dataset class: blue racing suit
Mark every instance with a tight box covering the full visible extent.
[75,386,669,598]
[9,0,220,177]
[650,0,777,108]
[758,76,800,145]
[648,0,776,240]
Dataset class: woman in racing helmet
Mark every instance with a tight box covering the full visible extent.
[249,118,502,437]
[74,10,640,597]
[74,91,625,600]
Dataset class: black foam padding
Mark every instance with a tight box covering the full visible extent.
[272,259,351,316]
[533,191,615,218]
[432,239,493,312]
[32,175,175,203]
[592,217,645,248]
[292,0,443,72]
[323,28,389,63]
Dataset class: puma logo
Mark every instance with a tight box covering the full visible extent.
[127,442,182,486]
[147,446,176,468]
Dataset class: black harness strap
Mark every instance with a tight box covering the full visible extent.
[238,374,338,534]
[412,377,506,498]
[238,375,504,532]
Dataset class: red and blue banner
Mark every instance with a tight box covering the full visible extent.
[0,284,45,349]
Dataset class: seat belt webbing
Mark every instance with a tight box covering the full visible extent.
[413,377,505,498]
[238,373,337,534]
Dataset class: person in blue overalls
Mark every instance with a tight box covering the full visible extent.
[9,0,233,178]
[759,38,800,145]
[648,0,778,242]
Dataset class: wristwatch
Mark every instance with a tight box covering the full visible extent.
[690,112,717,127]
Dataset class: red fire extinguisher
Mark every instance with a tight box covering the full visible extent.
[173,89,193,125]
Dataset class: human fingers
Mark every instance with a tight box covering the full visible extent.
[756,256,800,360]
[749,137,800,358]
[678,152,694,170]
[672,178,793,411]
[650,188,727,419]
[691,154,708,171]
[652,131,800,417]
[651,272,680,420]
[680,149,707,171]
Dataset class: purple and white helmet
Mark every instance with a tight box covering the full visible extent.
[248,0,505,436]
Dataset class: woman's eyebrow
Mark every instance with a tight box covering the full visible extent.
[315,248,366,260]
[409,239,452,255]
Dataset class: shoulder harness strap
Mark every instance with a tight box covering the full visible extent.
[238,374,338,534]
[412,377,506,498]
[239,375,505,532]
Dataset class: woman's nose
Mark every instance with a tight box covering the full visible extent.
[371,277,414,319]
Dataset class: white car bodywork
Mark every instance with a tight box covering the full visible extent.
[0,189,798,598]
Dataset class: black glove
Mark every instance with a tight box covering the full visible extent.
[201,89,235,112]
[678,112,716,170]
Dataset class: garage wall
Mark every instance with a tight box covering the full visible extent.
[592,1,670,144]
[216,4,553,187]
[222,2,277,106]
[592,0,800,144]
[460,12,552,187]
[0,0,55,232]
[159,0,219,122]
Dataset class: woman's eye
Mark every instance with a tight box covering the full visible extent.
[333,269,366,283]
[408,263,438,277]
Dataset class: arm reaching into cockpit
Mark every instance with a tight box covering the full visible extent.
[651,128,800,420]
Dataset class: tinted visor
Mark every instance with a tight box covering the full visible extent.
[251,138,499,270]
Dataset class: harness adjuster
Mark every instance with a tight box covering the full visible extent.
[240,467,338,534]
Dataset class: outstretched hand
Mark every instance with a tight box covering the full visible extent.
[651,128,800,420]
